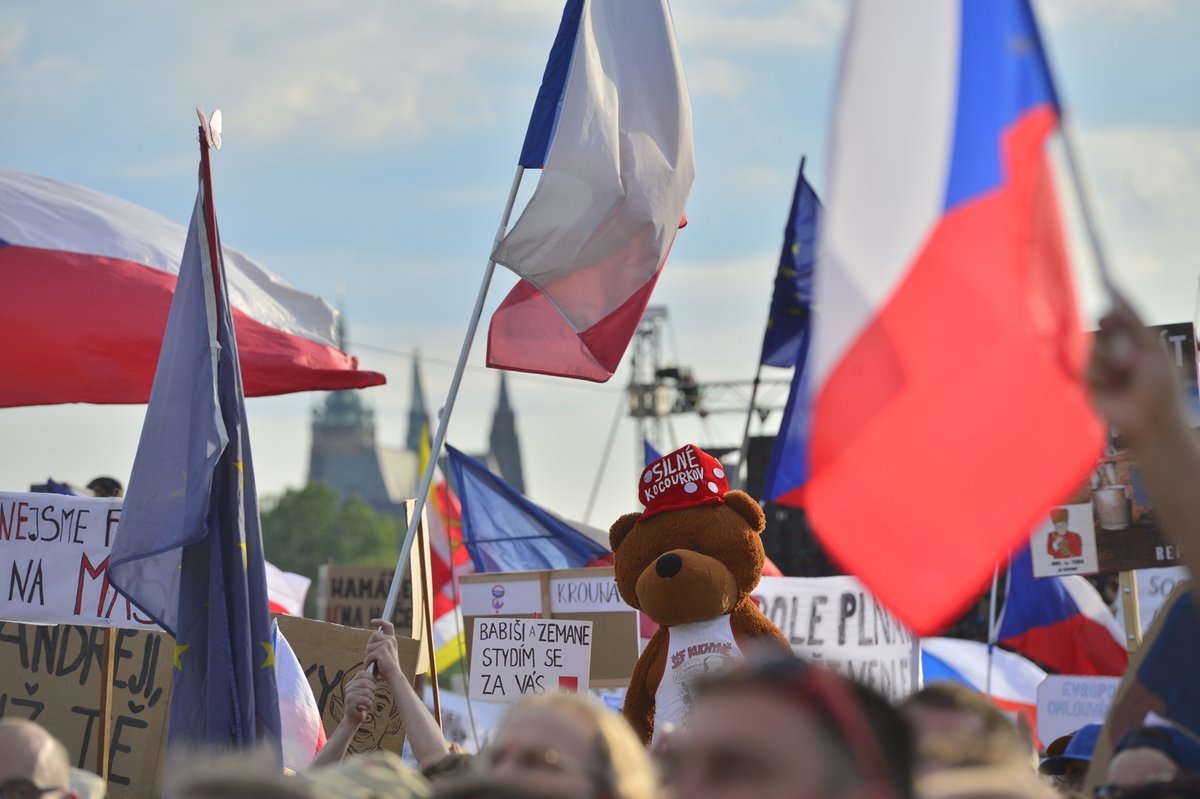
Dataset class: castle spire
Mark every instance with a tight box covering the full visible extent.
[404,355,430,454]
[488,373,525,493]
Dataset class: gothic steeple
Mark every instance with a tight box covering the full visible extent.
[488,373,525,493]
[404,355,430,454]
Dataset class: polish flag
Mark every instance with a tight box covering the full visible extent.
[0,167,384,407]
[488,0,694,382]
[805,1,1104,634]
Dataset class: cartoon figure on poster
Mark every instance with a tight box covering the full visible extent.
[1032,502,1099,577]
[1047,507,1083,559]
[609,444,789,744]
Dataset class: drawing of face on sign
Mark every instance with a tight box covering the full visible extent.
[327,662,403,754]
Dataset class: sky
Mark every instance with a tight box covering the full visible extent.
[2,0,1199,533]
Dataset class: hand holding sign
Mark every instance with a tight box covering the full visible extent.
[365,618,404,684]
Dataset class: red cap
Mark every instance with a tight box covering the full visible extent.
[638,444,728,520]
[1050,508,1069,524]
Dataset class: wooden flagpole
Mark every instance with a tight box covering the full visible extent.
[95,628,115,778]
[414,508,442,726]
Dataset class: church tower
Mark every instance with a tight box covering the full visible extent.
[488,373,525,494]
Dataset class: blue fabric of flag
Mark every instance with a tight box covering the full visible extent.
[762,365,809,505]
[760,165,821,369]
[944,0,1060,210]
[996,548,1074,634]
[447,445,608,572]
[109,163,281,756]
[45,479,83,496]
[643,440,663,467]
[920,650,975,689]
[517,0,585,169]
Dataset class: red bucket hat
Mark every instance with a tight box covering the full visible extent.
[638,444,729,520]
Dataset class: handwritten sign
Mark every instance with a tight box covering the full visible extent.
[1037,675,1120,743]
[460,577,543,616]
[469,618,593,703]
[549,574,630,613]
[0,492,158,630]
[0,622,171,799]
[751,576,918,700]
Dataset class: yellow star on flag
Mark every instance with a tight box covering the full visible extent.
[174,643,190,671]
[260,640,275,669]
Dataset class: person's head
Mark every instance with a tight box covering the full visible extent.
[85,477,123,498]
[0,719,77,799]
[1039,723,1102,797]
[1050,509,1069,534]
[661,654,913,799]
[481,693,656,799]
[901,683,1028,774]
[166,751,320,799]
[1100,726,1200,799]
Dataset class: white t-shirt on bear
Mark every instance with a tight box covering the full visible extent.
[651,614,745,746]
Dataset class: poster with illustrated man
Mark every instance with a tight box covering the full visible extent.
[1031,503,1098,576]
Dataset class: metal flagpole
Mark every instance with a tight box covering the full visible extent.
[380,165,527,623]
[732,365,763,491]
[985,563,1000,700]
[583,392,627,523]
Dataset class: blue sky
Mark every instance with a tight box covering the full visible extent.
[2,0,1199,530]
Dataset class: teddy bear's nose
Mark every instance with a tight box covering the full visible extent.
[655,553,683,578]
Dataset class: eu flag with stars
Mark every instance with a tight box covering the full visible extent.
[109,140,281,757]
[759,164,822,368]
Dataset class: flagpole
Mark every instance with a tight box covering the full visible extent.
[380,165,527,623]
[985,563,999,700]
[732,365,763,491]
[583,392,626,523]
[736,154,806,492]
[1059,118,1117,295]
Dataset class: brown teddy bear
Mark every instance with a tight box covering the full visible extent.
[610,444,790,744]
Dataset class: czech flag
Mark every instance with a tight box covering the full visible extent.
[487,0,694,382]
[804,0,1104,634]
[997,548,1128,676]
[0,167,384,407]
[922,636,1046,733]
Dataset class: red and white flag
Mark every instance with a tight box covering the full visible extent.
[0,167,384,406]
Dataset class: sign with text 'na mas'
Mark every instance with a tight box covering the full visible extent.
[469,617,593,703]
[0,492,158,630]
[751,576,918,701]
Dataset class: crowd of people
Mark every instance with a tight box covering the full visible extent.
[4,305,1198,799]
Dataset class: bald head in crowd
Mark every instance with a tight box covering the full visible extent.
[0,719,77,798]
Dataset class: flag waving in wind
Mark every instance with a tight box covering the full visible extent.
[0,167,384,407]
[109,130,281,756]
[761,164,823,370]
[804,1,1104,634]
[487,0,694,382]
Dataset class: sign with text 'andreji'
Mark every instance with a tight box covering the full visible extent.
[460,567,637,688]
[0,492,157,630]
[468,617,593,702]
[751,576,919,701]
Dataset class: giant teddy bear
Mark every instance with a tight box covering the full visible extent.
[610,444,790,744]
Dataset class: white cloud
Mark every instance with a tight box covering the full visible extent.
[676,1,845,52]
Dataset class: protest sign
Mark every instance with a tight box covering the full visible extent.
[276,614,420,757]
[315,499,433,673]
[1032,323,1196,578]
[751,576,918,701]
[0,492,157,630]
[468,617,593,702]
[1084,580,1199,793]
[1036,675,1120,743]
[1114,567,1190,636]
[0,622,171,798]
[460,567,638,688]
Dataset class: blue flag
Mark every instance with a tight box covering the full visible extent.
[109,145,281,756]
[643,440,663,467]
[760,164,822,368]
[447,446,609,572]
[762,365,810,505]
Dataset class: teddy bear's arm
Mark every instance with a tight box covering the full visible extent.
[732,600,793,655]
[623,626,667,744]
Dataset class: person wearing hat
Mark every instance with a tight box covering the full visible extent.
[1046,508,1082,560]
[1098,725,1200,798]
[1039,723,1101,797]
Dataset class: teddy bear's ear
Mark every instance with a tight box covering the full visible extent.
[609,513,641,551]
[723,490,766,532]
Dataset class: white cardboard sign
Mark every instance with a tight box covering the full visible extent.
[751,575,918,700]
[469,617,593,703]
[459,578,543,617]
[549,574,631,613]
[1037,675,1120,743]
[0,492,158,630]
